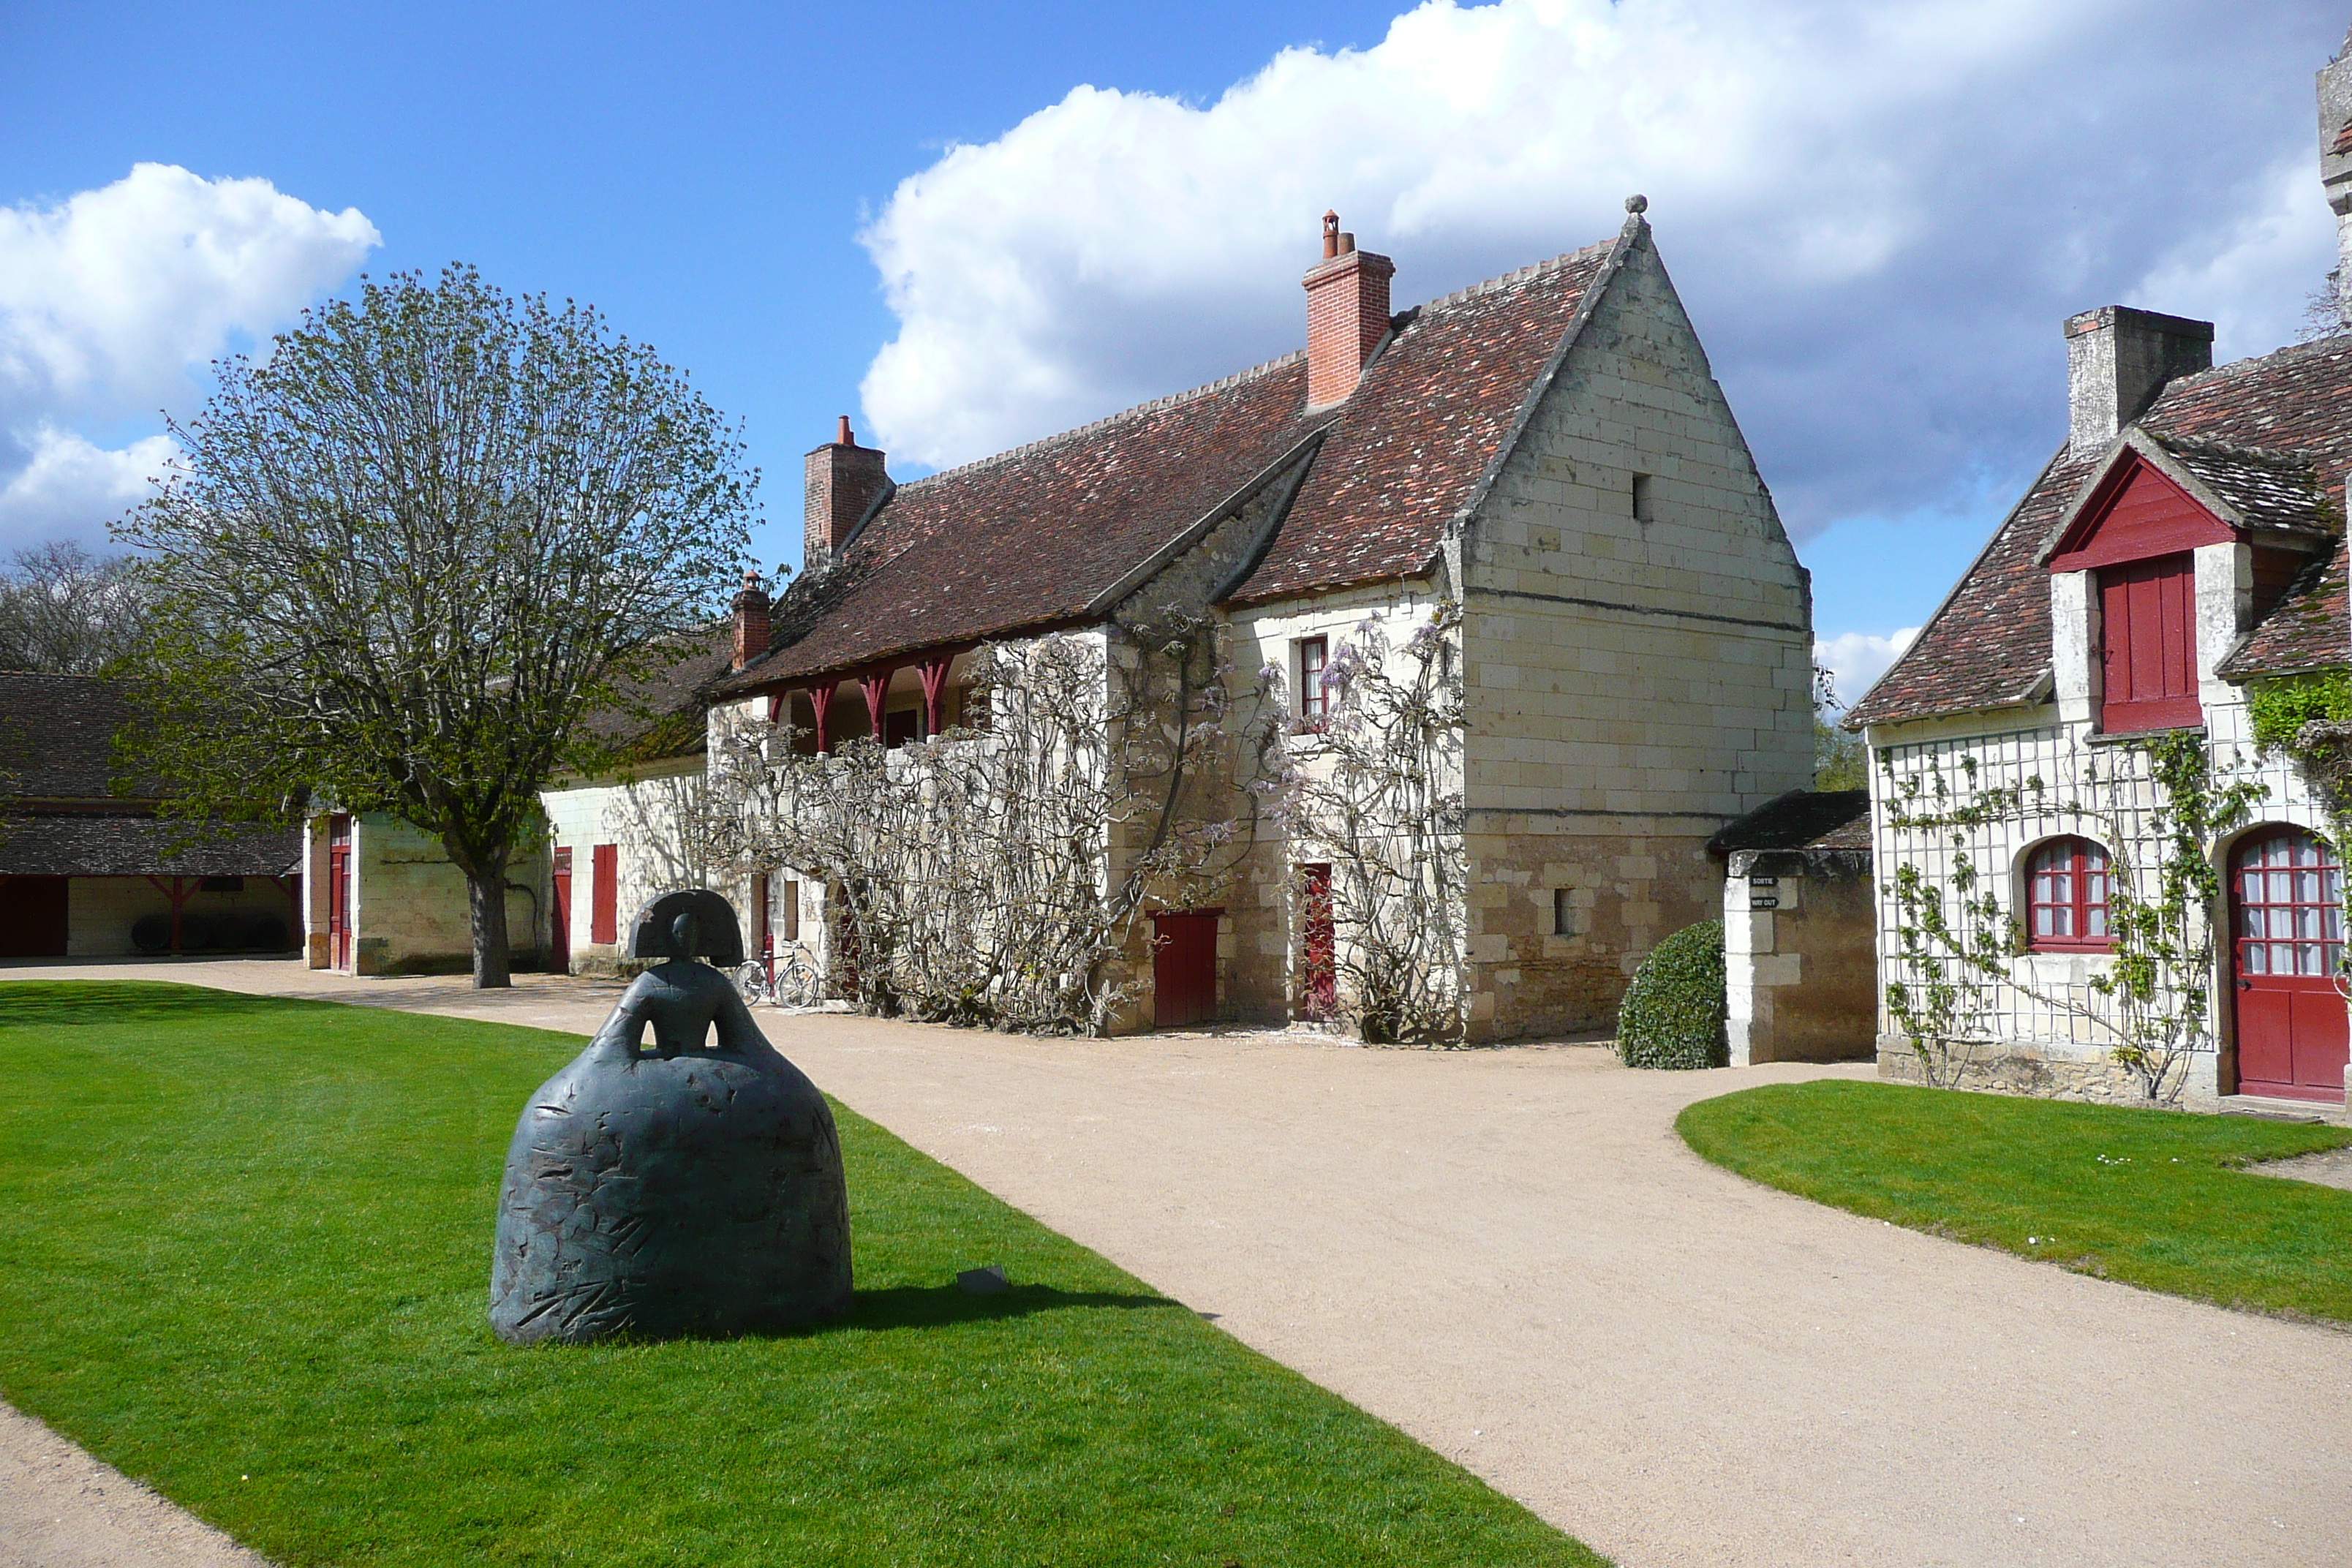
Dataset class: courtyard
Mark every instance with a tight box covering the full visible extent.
[1,960,2346,1566]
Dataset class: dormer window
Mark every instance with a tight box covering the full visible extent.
[2097,552,2198,734]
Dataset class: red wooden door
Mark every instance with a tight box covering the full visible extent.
[590,844,618,945]
[327,815,353,969]
[0,876,69,958]
[1152,913,1218,1028]
[1300,863,1336,1019]
[2231,829,2348,1102]
[550,848,572,973]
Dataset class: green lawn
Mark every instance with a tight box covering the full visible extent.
[1678,1079,2352,1324]
[0,981,1602,1567]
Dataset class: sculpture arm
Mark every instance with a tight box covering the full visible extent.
[709,973,769,1055]
[589,975,657,1057]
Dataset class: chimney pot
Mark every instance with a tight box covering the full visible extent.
[730,567,772,671]
[836,414,854,446]
[2062,306,2212,454]
[1303,213,1396,408]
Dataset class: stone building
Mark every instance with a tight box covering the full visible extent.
[0,672,298,959]
[1842,39,2352,1109]
[1708,788,1876,1066]
[716,203,1814,1039]
[297,633,728,976]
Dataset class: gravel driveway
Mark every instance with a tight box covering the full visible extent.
[4,960,2349,1567]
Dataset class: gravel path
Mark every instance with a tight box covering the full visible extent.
[5,959,2351,1567]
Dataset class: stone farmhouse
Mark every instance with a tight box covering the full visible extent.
[0,672,299,959]
[1843,42,2352,1110]
[713,203,1814,1039]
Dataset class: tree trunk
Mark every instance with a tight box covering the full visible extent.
[465,860,514,989]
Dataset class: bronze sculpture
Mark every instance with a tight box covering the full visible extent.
[488,889,852,1343]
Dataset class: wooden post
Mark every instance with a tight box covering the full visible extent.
[917,654,954,738]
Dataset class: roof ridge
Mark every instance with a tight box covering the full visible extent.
[897,350,1309,492]
[2157,330,2352,396]
[1410,237,1616,317]
[2151,431,2319,469]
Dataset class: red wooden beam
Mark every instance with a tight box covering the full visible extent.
[858,668,893,739]
[916,653,954,737]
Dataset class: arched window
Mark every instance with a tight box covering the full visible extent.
[2025,837,2112,952]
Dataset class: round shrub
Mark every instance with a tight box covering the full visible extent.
[1616,919,1727,1070]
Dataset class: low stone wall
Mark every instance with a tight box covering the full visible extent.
[1875,1034,2223,1110]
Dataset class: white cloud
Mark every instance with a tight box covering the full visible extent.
[0,427,177,551]
[1816,627,1919,708]
[0,164,377,551]
[859,0,2340,535]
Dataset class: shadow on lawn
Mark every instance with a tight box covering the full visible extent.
[845,1282,1180,1332]
[0,980,303,1027]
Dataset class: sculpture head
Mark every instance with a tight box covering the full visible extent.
[623,888,745,966]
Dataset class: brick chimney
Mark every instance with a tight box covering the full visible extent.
[2062,306,2212,454]
[2319,26,2352,327]
[1303,211,1396,408]
[804,415,889,572]
[730,568,770,671]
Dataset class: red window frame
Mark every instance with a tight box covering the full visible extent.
[2025,837,2113,952]
[2098,553,2199,734]
[1297,637,1329,727]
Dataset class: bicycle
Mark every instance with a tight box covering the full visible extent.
[734,942,822,1009]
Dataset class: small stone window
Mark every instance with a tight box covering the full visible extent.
[2025,837,2112,952]
[1631,472,1654,523]
[1553,889,1577,937]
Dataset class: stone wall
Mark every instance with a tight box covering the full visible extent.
[301,811,542,976]
[542,762,711,974]
[1877,1034,2220,1110]
[66,875,298,957]
[1455,222,1814,1036]
[1724,848,1877,1064]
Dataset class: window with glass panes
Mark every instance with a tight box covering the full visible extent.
[1297,636,1329,725]
[2025,837,2112,951]
[2234,830,2344,978]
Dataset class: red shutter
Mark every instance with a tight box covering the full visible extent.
[590,844,618,945]
[2098,554,2199,733]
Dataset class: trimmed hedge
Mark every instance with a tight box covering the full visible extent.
[1616,919,1727,1070]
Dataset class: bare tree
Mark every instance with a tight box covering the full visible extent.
[116,265,756,986]
[1262,606,1469,1044]
[0,542,153,674]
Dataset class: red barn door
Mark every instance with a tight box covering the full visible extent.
[326,815,353,969]
[2231,829,2348,1101]
[549,848,572,973]
[1300,863,1336,1020]
[590,844,618,945]
[1152,912,1218,1028]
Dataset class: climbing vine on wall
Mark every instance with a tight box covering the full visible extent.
[1880,731,2262,1104]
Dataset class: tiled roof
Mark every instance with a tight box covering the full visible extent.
[2160,437,2326,535]
[1848,333,2352,726]
[725,235,1622,690]
[574,625,731,764]
[1229,243,1616,603]
[1708,788,1871,854]
[0,672,154,799]
[0,812,299,878]
[2217,543,2348,680]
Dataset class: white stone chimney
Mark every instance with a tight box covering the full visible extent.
[2320,26,2352,326]
[2062,306,2213,454]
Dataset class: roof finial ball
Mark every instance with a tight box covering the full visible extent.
[1625,194,1648,215]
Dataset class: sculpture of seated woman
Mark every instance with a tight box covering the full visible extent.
[488,889,852,1344]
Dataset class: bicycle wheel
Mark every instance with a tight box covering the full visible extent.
[732,962,771,1007]
[775,957,821,1009]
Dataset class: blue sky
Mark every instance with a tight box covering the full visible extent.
[2,1,2342,701]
